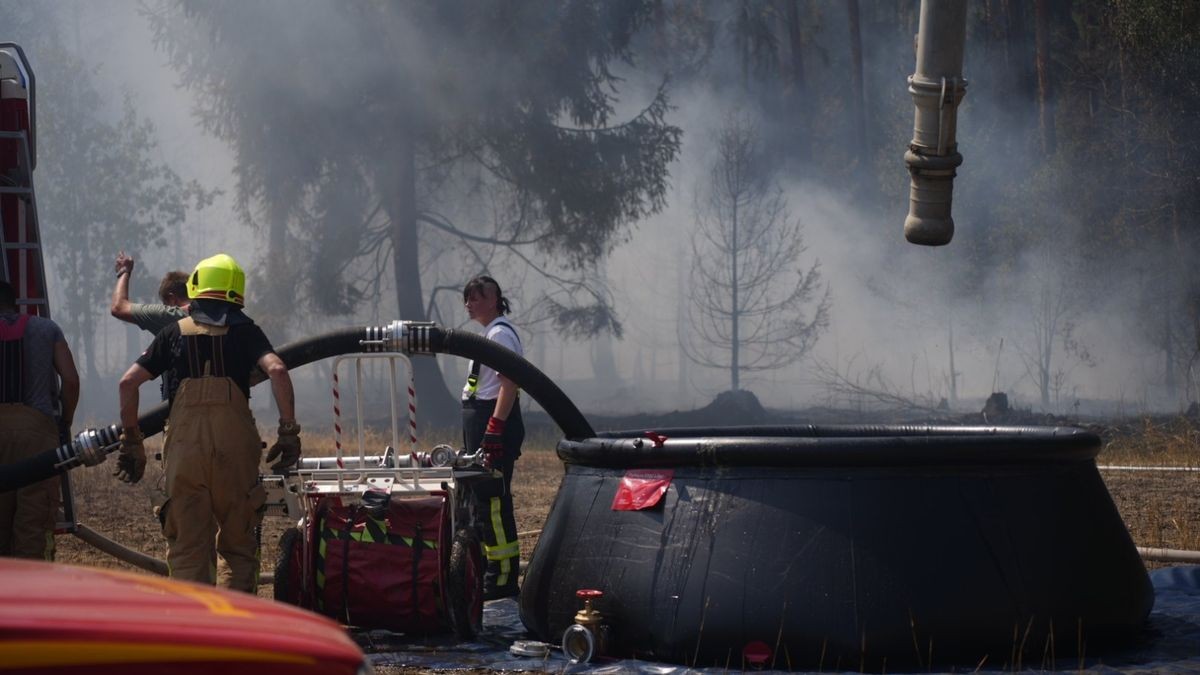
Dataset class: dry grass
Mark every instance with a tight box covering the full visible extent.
[1099,416,1200,466]
[1097,417,1200,556]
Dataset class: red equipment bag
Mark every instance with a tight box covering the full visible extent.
[312,494,449,632]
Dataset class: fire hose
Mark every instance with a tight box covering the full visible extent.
[0,320,592,574]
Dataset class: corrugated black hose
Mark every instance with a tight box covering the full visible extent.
[0,322,591,493]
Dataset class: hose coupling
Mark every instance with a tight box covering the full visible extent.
[54,425,122,470]
[360,320,438,354]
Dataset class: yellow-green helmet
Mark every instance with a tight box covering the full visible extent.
[187,253,246,306]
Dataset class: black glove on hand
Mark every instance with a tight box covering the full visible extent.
[480,416,505,468]
[115,427,146,484]
[266,419,302,473]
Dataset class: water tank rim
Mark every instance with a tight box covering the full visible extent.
[562,424,1100,467]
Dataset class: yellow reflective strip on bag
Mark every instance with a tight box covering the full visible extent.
[315,536,328,590]
[364,517,387,543]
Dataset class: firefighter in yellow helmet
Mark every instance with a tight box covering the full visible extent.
[116,254,301,592]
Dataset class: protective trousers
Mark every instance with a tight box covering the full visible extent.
[462,400,523,597]
[0,405,59,560]
[162,377,265,592]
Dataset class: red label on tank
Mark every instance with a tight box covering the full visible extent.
[611,469,674,511]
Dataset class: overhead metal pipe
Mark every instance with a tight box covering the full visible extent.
[904,0,969,246]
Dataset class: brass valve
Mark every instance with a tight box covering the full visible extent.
[573,588,604,627]
[563,589,607,663]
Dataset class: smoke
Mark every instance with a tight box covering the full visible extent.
[4,1,1193,425]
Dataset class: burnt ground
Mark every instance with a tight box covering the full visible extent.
[46,410,1200,674]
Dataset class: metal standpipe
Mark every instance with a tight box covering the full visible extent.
[904,0,968,246]
[329,351,420,493]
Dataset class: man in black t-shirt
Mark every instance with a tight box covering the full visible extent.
[115,254,301,592]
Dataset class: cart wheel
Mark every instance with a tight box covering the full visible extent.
[273,527,304,606]
[446,527,483,639]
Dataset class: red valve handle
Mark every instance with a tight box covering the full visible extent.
[576,589,603,599]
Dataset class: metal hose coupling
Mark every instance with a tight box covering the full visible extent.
[359,320,439,354]
[53,425,122,470]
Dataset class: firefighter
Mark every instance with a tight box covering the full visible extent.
[116,254,301,592]
[110,251,189,336]
[111,252,189,406]
[461,275,524,600]
[0,280,80,560]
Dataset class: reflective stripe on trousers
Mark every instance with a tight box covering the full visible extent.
[462,400,523,592]
[485,495,520,587]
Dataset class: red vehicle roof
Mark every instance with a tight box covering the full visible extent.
[0,559,365,675]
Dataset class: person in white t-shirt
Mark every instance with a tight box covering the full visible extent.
[461,275,524,600]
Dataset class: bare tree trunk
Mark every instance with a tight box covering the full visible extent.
[591,334,621,385]
[266,203,287,306]
[948,322,958,407]
[676,239,689,402]
[783,0,810,163]
[996,0,1015,73]
[1165,306,1177,400]
[79,310,99,386]
[1034,0,1055,155]
[258,201,293,339]
[847,0,866,166]
[730,200,740,392]
[590,258,621,387]
[785,0,805,94]
[1169,202,1187,403]
[1039,296,1053,409]
[388,128,458,429]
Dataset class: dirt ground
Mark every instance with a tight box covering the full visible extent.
[43,423,1200,674]
[52,433,566,585]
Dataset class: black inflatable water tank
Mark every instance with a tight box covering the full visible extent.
[518,425,1153,670]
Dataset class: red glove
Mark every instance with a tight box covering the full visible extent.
[481,416,505,467]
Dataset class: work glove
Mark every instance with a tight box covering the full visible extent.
[480,416,505,468]
[266,419,302,473]
[115,427,147,484]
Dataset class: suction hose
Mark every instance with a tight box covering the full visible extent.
[0,320,591,493]
[0,425,121,493]
[904,0,968,246]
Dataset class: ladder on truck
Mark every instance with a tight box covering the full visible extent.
[0,43,77,538]
[0,44,48,317]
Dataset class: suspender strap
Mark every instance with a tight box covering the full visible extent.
[466,320,520,401]
[0,315,30,403]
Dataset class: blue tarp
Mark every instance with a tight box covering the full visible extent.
[360,566,1200,673]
